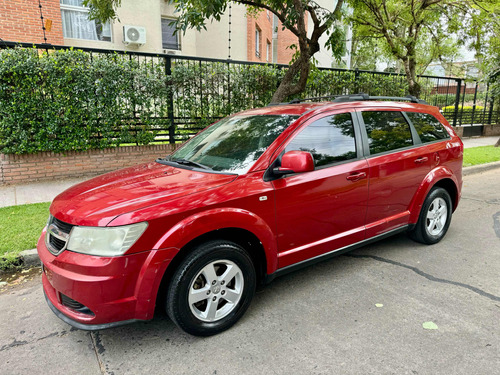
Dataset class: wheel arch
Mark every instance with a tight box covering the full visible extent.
[408,166,460,223]
[155,227,269,313]
[433,178,458,211]
[152,208,276,311]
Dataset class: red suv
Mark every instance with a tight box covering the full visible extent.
[37,95,463,336]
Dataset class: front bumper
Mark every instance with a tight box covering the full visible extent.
[38,229,177,328]
[44,290,139,330]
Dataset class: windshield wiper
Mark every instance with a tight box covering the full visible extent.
[170,158,212,170]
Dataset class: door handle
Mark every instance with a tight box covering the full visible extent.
[346,172,367,181]
[414,157,428,164]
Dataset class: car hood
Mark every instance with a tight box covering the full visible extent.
[50,162,237,226]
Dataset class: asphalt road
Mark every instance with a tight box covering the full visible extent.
[1,169,499,375]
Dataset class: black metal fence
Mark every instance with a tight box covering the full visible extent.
[1,41,498,142]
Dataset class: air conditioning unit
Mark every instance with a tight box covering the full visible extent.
[123,25,146,46]
[163,49,179,55]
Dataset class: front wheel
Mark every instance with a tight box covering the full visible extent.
[409,187,453,245]
[166,240,256,336]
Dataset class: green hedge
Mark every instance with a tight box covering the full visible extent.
[0,47,485,155]
[442,105,485,113]
[0,48,168,154]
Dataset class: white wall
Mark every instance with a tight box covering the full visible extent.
[63,0,246,59]
[307,0,352,68]
[64,0,197,55]
[195,3,247,61]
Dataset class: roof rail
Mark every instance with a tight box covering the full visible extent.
[267,94,342,106]
[332,93,428,104]
[270,93,428,105]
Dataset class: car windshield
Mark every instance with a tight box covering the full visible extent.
[169,114,299,174]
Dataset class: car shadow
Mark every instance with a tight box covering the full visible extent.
[95,232,422,342]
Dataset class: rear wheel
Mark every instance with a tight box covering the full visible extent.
[409,187,452,244]
[166,240,256,336]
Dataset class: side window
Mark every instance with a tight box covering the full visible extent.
[362,111,413,155]
[285,113,357,168]
[405,112,450,142]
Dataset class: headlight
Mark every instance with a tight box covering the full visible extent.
[66,222,148,257]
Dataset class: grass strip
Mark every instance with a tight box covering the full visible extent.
[0,202,50,269]
[463,145,500,167]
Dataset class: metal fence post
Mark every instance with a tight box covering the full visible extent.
[453,78,462,127]
[164,56,175,144]
[470,81,478,126]
[354,68,360,94]
[488,97,495,125]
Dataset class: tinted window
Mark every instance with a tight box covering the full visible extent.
[285,113,357,168]
[405,112,450,142]
[362,111,413,155]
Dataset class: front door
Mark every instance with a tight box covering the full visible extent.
[272,112,369,269]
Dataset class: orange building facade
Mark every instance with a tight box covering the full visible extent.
[246,10,303,65]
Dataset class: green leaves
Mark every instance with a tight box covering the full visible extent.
[348,0,481,95]
[0,48,168,154]
[172,0,229,33]
[82,0,121,22]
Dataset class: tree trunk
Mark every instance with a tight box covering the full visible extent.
[270,55,311,103]
[403,57,421,97]
[495,137,500,147]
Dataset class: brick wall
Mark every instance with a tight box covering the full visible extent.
[277,22,303,65]
[0,0,63,45]
[482,125,500,137]
[0,144,177,185]
[247,11,274,63]
[246,11,303,64]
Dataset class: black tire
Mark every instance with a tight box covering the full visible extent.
[409,187,453,245]
[166,240,256,336]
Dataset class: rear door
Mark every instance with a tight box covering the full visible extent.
[272,111,369,269]
[357,109,432,238]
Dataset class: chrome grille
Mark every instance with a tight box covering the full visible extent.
[49,235,66,251]
[52,217,74,233]
[45,216,74,256]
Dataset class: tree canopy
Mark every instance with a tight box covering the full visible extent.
[84,0,348,103]
[349,0,479,96]
[83,0,499,101]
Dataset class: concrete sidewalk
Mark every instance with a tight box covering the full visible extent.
[0,177,86,208]
[461,135,498,148]
[0,136,498,208]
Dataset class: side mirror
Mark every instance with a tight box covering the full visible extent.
[273,151,315,176]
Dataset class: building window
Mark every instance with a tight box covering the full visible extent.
[266,40,271,62]
[272,15,279,37]
[272,39,278,63]
[161,18,180,50]
[60,0,111,41]
[255,26,261,58]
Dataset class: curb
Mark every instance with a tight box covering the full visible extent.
[19,249,40,268]
[463,161,500,176]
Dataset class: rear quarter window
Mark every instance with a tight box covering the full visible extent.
[405,112,450,143]
[362,111,413,155]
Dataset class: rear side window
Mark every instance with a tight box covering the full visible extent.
[285,113,357,168]
[405,112,450,142]
[362,111,413,155]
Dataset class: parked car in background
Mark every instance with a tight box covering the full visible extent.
[38,94,463,336]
